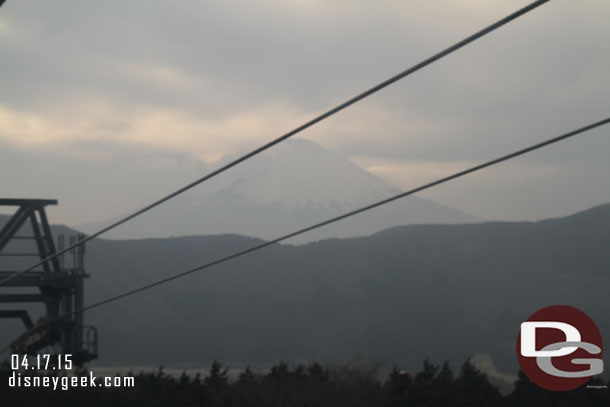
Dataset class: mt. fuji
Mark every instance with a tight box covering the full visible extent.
[77,139,481,243]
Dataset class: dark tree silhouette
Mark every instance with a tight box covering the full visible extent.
[1,359,608,406]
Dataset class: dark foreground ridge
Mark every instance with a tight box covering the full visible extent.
[2,202,610,372]
[1,359,608,406]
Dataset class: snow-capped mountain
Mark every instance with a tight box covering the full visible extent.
[76,139,481,243]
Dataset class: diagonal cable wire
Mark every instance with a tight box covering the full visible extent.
[2,115,608,357]
[0,0,551,286]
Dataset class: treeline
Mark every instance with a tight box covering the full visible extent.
[1,359,608,406]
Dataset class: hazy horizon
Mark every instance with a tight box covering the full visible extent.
[1,0,609,227]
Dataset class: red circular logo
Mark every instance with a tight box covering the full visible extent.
[516,305,603,391]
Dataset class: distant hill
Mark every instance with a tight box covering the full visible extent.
[1,203,608,375]
[74,139,481,243]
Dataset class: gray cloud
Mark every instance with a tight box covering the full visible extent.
[0,138,208,223]
[0,0,609,222]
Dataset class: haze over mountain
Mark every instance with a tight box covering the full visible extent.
[2,203,608,375]
[76,139,481,243]
[87,203,610,373]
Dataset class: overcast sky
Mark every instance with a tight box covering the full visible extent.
[1,0,609,225]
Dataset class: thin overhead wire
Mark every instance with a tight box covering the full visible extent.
[2,114,607,357]
[0,0,551,286]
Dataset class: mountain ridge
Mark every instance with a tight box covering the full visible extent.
[0,202,608,376]
[74,138,482,243]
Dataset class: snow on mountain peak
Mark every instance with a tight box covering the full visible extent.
[77,138,481,241]
[197,138,399,212]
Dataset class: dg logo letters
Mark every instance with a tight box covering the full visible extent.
[516,305,604,391]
